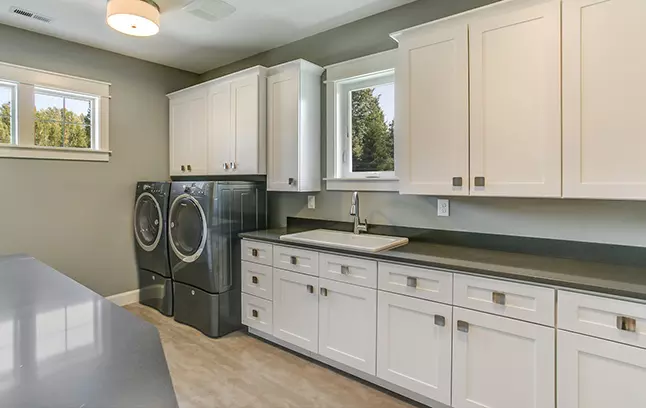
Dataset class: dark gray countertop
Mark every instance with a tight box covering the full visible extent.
[241,229,646,301]
[0,254,178,408]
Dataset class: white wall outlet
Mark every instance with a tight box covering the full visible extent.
[307,195,316,209]
[437,198,450,217]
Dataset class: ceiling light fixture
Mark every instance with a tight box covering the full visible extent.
[107,0,160,37]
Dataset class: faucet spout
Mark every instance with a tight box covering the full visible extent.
[349,191,368,234]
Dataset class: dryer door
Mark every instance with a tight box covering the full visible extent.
[134,193,163,252]
[169,194,207,263]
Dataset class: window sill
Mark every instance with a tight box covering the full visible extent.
[0,144,111,162]
[324,178,399,192]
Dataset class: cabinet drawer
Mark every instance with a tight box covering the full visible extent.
[273,245,319,276]
[242,240,273,266]
[454,274,555,326]
[241,261,273,300]
[319,253,377,288]
[558,291,646,349]
[378,262,452,303]
[241,293,273,335]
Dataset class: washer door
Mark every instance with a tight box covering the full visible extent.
[134,192,163,252]
[169,194,207,263]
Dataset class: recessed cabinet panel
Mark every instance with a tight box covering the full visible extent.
[207,82,231,175]
[469,0,561,197]
[563,0,646,199]
[169,89,208,176]
[231,76,265,175]
[396,24,469,196]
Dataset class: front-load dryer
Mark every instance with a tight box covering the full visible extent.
[134,181,173,316]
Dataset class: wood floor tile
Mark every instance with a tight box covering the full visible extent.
[124,303,418,408]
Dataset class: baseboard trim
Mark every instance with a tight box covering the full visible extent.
[106,289,140,306]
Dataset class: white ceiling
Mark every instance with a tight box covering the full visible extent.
[0,0,415,73]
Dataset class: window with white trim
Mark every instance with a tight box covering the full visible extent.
[0,82,16,145]
[326,50,398,191]
[0,61,110,162]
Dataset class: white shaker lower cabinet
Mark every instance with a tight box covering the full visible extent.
[318,277,377,375]
[558,330,646,408]
[377,291,452,405]
[452,307,555,408]
[272,268,319,353]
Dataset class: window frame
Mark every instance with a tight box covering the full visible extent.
[325,50,398,192]
[0,80,17,145]
[0,61,110,162]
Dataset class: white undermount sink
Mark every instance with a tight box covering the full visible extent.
[279,229,409,253]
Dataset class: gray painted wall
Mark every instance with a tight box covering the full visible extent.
[201,0,646,248]
[0,24,198,296]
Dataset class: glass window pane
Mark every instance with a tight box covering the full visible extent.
[0,85,13,144]
[65,123,91,148]
[35,120,64,147]
[35,93,64,121]
[350,83,395,172]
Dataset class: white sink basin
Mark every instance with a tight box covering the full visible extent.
[279,229,409,253]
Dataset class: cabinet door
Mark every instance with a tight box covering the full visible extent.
[396,24,469,196]
[267,70,300,191]
[231,75,264,175]
[272,268,319,352]
[318,278,377,375]
[452,307,554,408]
[377,291,452,405]
[207,82,231,175]
[558,330,646,408]
[562,0,646,199]
[469,1,561,197]
[169,90,207,176]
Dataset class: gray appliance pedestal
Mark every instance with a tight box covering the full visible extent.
[138,268,173,316]
[174,282,240,338]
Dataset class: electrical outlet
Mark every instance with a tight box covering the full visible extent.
[308,196,316,209]
[437,199,450,217]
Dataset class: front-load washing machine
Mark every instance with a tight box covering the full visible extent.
[134,181,173,316]
[168,181,266,337]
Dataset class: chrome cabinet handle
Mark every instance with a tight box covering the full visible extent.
[251,249,258,257]
[617,316,637,332]
[434,315,446,327]
[180,165,185,172]
[288,178,295,185]
[187,164,192,172]
[252,309,258,318]
[320,287,328,297]
[406,277,417,288]
[290,256,298,265]
[223,162,229,170]
[474,176,485,187]
[230,162,236,170]
[340,265,350,275]
[306,284,314,294]
[492,291,506,305]
[457,320,469,333]
[452,177,463,187]
[251,276,258,284]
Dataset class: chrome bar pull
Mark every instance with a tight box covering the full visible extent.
[223,162,229,170]
[180,165,186,172]
[187,164,192,172]
[251,248,258,257]
[492,291,506,305]
[617,316,637,332]
[434,315,446,327]
[457,320,469,333]
[340,265,350,275]
[290,256,298,265]
[252,309,258,318]
[406,277,418,288]
[306,284,314,294]
[251,276,258,284]
[320,287,328,297]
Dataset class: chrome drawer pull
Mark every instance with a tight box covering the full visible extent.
[306,284,314,294]
[457,320,469,333]
[340,265,350,275]
[617,316,637,332]
[434,315,445,327]
[252,309,258,318]
[406,277,418,288]
[290,256,298,265]
[251,248,258,257]
[320,287,328,297]
[492,291,506,305]
[251,276,258,284]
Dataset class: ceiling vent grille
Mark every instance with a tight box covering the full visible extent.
[9,6,52,23]
[182,0,235,23]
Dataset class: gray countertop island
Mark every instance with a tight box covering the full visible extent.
[0,254,178,408]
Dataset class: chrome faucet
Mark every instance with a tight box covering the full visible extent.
[350,192,368,234]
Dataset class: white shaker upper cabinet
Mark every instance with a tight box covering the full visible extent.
[562,0,646,199]
[229,74,266,175]
[267,60,323,192]
[169,88,208,176]
[469,0,561,197]
[206,81,231,175]
[558,330,646,408]
[395,23,469,196]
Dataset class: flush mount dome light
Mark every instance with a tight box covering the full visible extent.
[107,0,160,37]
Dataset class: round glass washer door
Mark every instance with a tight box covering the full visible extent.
[134,192,162,252]
[168,194,207,263]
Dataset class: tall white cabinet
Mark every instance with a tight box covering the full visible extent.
[168,66,267,176]
[562,0,646,199]
[266,60,323,192]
